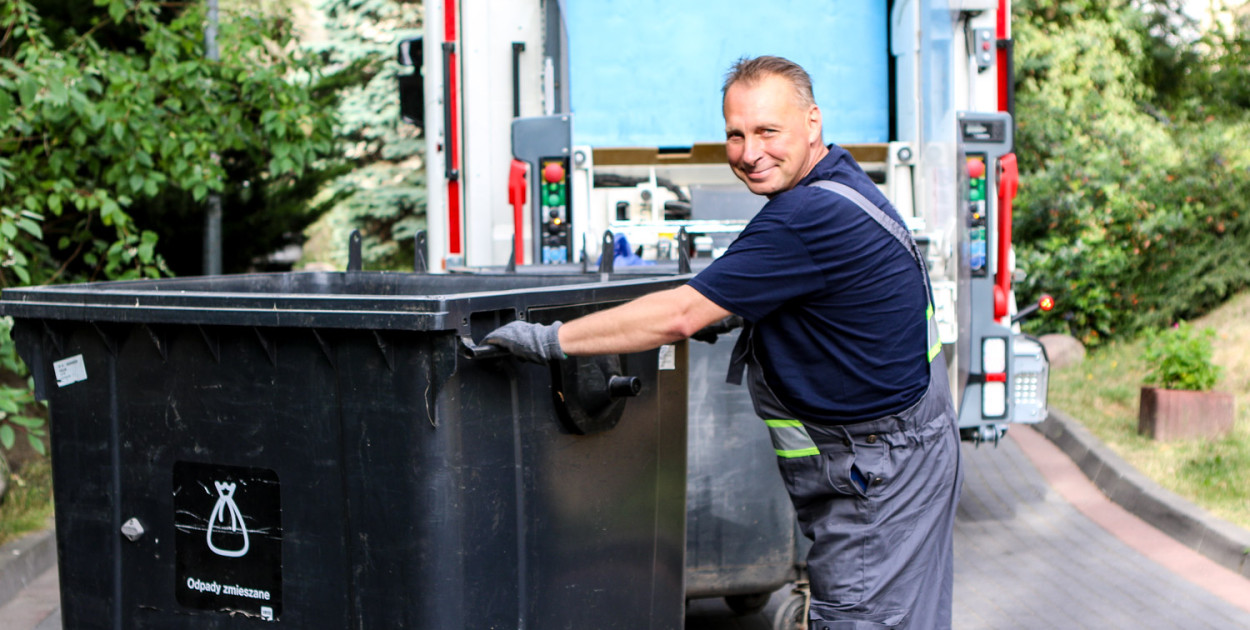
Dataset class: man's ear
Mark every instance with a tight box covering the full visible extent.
[808,105,823,144]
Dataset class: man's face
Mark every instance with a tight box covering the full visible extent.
[723,74,823,197]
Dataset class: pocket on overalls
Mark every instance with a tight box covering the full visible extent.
[828,435,893,501]
[821,444,859,498]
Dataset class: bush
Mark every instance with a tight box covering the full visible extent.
[1013,1,1250,344]
[0,0,346,282]
[0,317,44,458]
[1141,322,1221,391]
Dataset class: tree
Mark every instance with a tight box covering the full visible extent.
[1133,0,1250,114]
[300,0,424,271]
[0,0,344,282]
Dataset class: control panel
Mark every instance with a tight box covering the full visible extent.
[511,115,573,265]
[540,157,572,263]
[955,111,1016,430]
[966,153,988,277]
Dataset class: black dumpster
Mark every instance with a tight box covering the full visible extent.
[449,259,807,621]
[0,271,688,629]
[684,328,806,612]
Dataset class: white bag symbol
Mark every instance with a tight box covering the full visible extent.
[206,481,250,558]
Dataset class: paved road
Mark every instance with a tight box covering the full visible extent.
[6,428,1250,629]
[685,429,1250,629]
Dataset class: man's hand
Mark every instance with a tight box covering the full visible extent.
[690,315,744,344]
[482,321,565,364]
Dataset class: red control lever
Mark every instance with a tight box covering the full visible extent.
[508,159,528,265]
[994,153,1018,320]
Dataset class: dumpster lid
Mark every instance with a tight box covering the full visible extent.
[0,271,691,332]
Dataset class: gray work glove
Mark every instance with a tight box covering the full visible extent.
[690,315,744,344]
[482,320,565,364]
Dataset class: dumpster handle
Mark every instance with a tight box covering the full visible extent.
[460,335,510,360]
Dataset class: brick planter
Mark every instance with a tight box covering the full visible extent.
[1138,387,1235,441]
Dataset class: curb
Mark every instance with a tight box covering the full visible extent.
[0,527,56,610]
[1038,410,1250,579]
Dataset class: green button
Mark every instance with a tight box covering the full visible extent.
[547,193,560,206]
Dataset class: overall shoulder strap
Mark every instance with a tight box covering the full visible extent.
[806,180,926,276]
[808,180,942,363]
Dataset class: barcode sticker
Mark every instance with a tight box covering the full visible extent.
[658,345,676,371]
[54,354,88,387]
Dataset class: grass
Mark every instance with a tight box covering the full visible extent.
[0,456,54,548]
[1048,291,1250,530]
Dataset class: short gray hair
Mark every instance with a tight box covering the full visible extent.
[722,56,816,108]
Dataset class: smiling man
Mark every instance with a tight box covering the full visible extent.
[484,55,963,629]
[723,62,827,196]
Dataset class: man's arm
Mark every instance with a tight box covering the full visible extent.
[482,284,732,363]
[558,285,731,356]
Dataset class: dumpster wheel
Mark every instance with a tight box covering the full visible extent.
[761,581,809,630]
[724,591,771,616]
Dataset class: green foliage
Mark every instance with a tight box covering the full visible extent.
[1013,0,1250,344]
[1134,0,1250,115]
[301,0,425,271]
[1181,445,1250,512]
[1141,321,1221,391]
[0,317,43,457]
[117,2,350,276]
[0,0,344,279]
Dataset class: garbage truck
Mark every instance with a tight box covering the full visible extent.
[400,0,1049,440]
[396,0,1051,625]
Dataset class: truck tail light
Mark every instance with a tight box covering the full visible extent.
[983,337,1008,417]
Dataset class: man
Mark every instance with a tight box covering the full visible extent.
[485,56,963,629]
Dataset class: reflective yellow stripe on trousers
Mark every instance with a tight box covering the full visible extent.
[764,419,820,458]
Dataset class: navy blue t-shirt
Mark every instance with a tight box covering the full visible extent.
[688,145,930,423]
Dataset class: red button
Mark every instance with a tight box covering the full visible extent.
[543,162,565,184]
[967,158,986,179]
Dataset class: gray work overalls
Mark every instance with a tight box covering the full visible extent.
[728,181,964,629]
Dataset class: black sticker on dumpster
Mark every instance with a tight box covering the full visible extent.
[174,461,282,621]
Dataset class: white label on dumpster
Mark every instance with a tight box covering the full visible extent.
[53,354,88,387]
[658,345,676,371]
[174,461,282,620]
